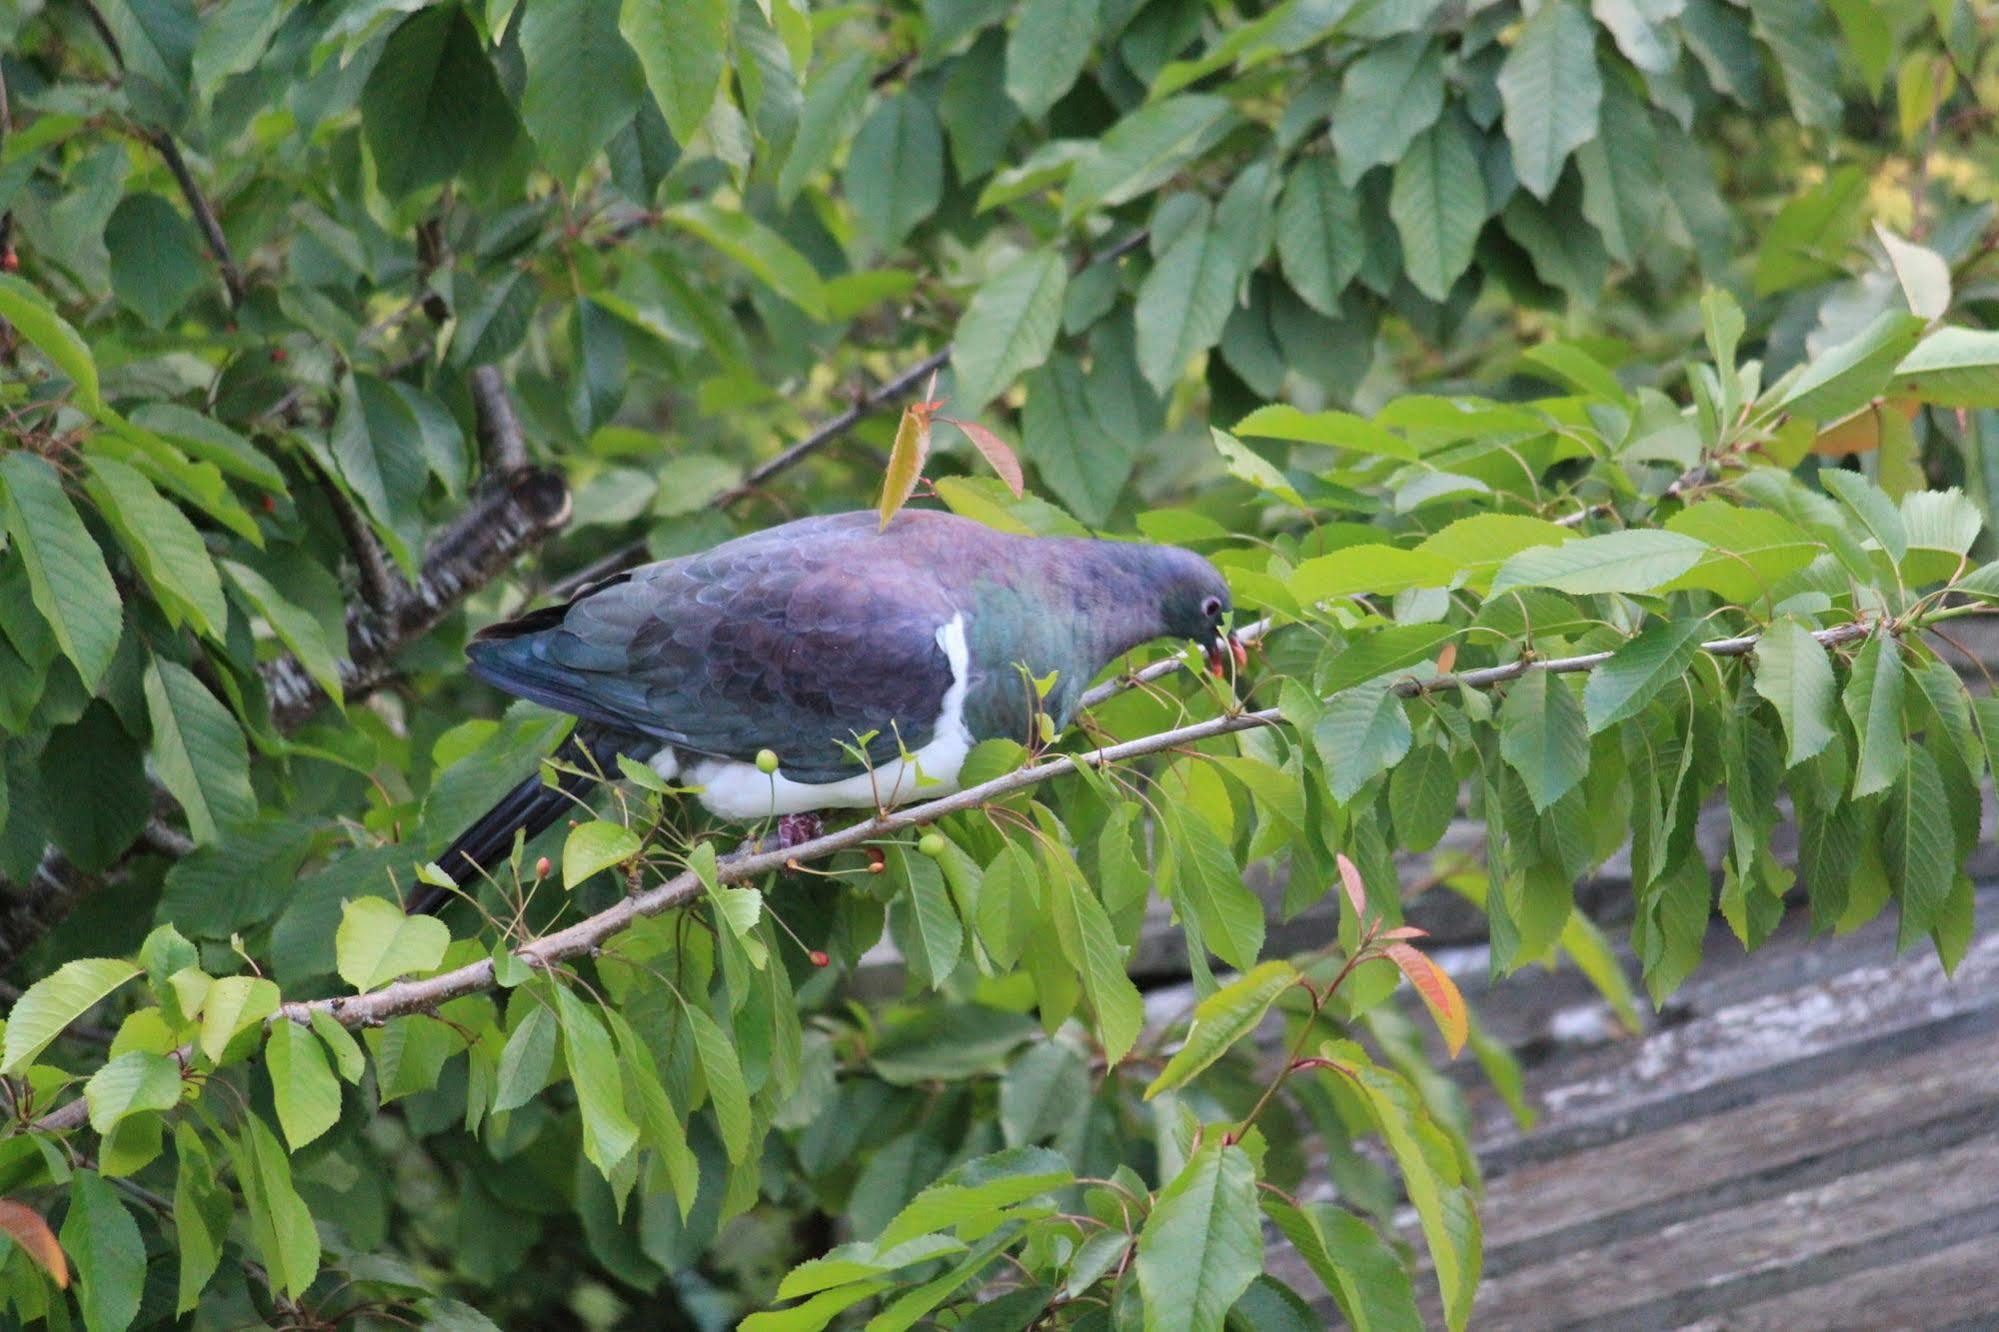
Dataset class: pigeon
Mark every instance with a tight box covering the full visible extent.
[422,508,1237,908]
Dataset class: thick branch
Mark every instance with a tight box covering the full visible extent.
[317,474,406,618]
[471,365,526,473]
[25,611,1930,1135]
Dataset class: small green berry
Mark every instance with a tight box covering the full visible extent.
[918,833,947,858]
[756,748,780,774]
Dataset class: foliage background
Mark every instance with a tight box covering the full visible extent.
[2,0,1999,1327]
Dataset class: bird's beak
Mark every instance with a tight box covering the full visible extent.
[1205,631,1246,678]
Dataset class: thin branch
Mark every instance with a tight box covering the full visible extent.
[471,365,527,474]
[549,347,954,598]
[24,609,1937,1136]
[146,131,246,309]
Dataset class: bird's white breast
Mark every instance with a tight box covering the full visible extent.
[658,614,975,820]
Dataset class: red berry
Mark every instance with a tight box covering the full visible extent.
[809,950,830,968]
[534,856,551,879]
[269,348,287,364]
[866,847,886,873]
[1,249,17,273]
[260,494,276,513]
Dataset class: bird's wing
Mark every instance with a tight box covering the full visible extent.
[467,532,961,781]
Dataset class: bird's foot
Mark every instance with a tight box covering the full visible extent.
[776,812,823,848]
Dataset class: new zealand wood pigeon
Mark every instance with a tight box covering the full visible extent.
[424,509,1237,907]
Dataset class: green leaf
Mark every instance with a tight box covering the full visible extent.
[1,958,139,1073]
[335,896,450,992]
[62,1171,144,1332]
[82,454,226,637]
[1498,0,1601,198]
[1885,745,1953,950]
[1315,677,1413,804]
[361,6,516,197]
[1349,1059,1480,1329]
[1021,356,1137,525]
[143,658,255,843]
[949,249,1068,413]
[777,52,873,204]
[1842,628,1907,798]
[1820,469,1909,566]
[1390,742,1458,852]
[1276,158,1363,316]
[493,1003,559,1113]
[0,273,100,409]
[1390,111,1483,302]
[662,202,828,320]
[1146,961,1296,1098]
[520,0,644,183]
[199,976,279,1064]
[1747,0,1842,130]
[222,560,344,704]
[330,372,428,569]
[563,819,642,889]
[1265,1201,1422,1332]
[1064,95,1234,219]
[266,1020,341,1150]
[683,999,754,1162]
[84,1051,182,1134]
[310,1009,366,1084]
[876,1146,1072,1249]
[234,1114,320,1297]
[1892,327,1999,407]
[846,94,945,251]
[1752,619,1837,765]
[1780,311,1930,425]
[1583,618,1707,734]
[1136,1143,1263,1332]
[104,193,205,329]
[890,844,964,988]
[0,451,123,692]
[1136,222,1241,394]
[1330,35,1443,184]
[555,986,640,1176]
[1490,529,1709,596]
[1288,545,1457,602]
[1499,670,1589,812]
[621,0,729,143]
[1167,807,1266,970]
[1042,845,1143,1065]
[1004,0,1098,118]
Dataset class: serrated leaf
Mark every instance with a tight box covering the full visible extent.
[0,1199,68,1290]
[1276,158,1364,315]
[1004,0,1098,117]
[199,976,279,1064]
[1265,1202,1420,1332]
[335,897,450,992]
[1583,618,1706,734]
[0,274,99,409]
[1884,745,1952,950]
[621,0,729,143]
[265,1020,340,1150]
[493,1003,559,1113]
[1136,222,1242,394]
[1041,845,1142,1064]
[84,1051,183,1134]
[1330,35,1444,183]
[554,986,639,1176]
[1288,545,1457,602]
[62,1172,143,1332]
[661,203,828,320]
[847,94,945,251]
[1752,618,1836,765]
[1893,327,1999,407]
[143,658,255,844]
[1384,944,1468,1057]
[1842,628,1906,798]
[1498,0,1602,198]
[1065,95,1234,220]
[876,1147,1072,1250]
[879,403,931,530]
[951,250,1068,414]
[943,418,1024,497]
[1146,961,1296,1097]
[105,193,204,329]
[890,844,964,987]
[1390,111,1483,302]
[1136,1143,1263,1332]
[83,454,227,637]
[0,451,123,692]
[1821,467,1909,565]
[1315,677,1413,804]
[1499,670,1589,811]
[683,999,753,1162]
[1490,530,1708,595]
[2,958,140,1074]
[562,819,642,889]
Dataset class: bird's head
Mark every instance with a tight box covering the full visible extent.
[1152,548,1243,678]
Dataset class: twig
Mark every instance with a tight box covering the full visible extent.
[318,473,406,617]
[23,609,1941,1136]
[146,131,246,309]
[549,347,954,597]
[471,364,527,474]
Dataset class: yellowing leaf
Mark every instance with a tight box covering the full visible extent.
[0,1199,69,1289]
[1384,943,1467,1057]
[880,401,932,529]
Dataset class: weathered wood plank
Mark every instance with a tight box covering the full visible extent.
[1454,1133,1999,1328]
[1676,1230,1999,1331]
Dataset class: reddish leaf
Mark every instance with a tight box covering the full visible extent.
[1378,925,1429,940]
[0,1199,68,1288]
[1385,943,1468,1058]
[878,401,931,530]
[1335,852,1367,918]
[943,417,1024,497]
[1434,641,1458,675]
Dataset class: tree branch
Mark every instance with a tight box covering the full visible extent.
[146,131,246,310]
[24,610,1931,1135]
[317,473,407,618]
[549,347,955,599]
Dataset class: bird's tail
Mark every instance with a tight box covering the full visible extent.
[412,724,642,915]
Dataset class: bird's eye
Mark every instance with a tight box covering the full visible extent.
[1201,596,1222,617]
